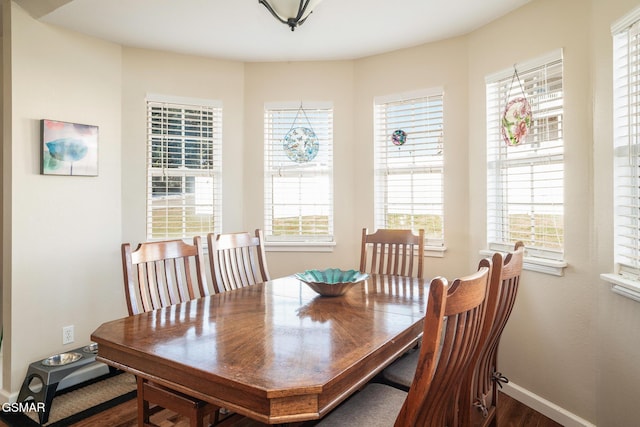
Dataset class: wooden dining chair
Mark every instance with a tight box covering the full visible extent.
[316,260,492,426]
[359,228,425,278]
[207,229,270,293]
[462,242,525,427]
[382,245,524,422]
[121,236,219,427]
[122,237,210,315]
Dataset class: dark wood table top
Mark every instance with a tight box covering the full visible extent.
[91,274,428,424]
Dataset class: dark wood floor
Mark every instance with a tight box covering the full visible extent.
[3,392,560,427]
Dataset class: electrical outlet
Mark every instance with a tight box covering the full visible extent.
[62,325,74,345]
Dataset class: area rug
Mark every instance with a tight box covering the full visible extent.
[0,371,137,427]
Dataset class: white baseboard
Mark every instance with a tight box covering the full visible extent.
[502,381,595,427]
[0,362,110,404]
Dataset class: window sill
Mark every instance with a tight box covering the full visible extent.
[265,241,336,253]
[425,245,447,258]
[601,273,640,303]
[480,249,567,276]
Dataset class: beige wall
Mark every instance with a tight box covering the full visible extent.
[120,48,245,250]
[0,1,11,392]
[4,0,640,425]
[592,0,640,425]
[354,37,470,280]
[468,0,596,422]
[244,61,357,278]
[4,2,122,393]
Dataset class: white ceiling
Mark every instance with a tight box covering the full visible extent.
[22,0,531,62]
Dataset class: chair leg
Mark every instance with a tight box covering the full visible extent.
[191,413,204,427]
[136,376,150,427]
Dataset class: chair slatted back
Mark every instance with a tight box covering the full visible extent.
[208,229,271,293]
[395,261,492,426]
[359,228,425,278]
[465,242,524,425]
[121,237,209,316]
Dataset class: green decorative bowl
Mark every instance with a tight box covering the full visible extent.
[295,268,369,297]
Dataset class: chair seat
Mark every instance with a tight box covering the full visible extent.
[139,378,220,427]
[143,381,217,413]
[382,349,419,390]
[384,319,446,390]
[316,383,407,426]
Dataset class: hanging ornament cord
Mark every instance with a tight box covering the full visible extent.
[289,103,315,133]
[506,65,527,103]
[501,65,533,146]
[282,103,320,164]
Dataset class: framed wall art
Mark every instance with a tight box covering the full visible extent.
[41,119,98,176]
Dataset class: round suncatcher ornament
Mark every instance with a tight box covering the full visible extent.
[283,127,319,163]
[501,97,532,146]
[391,129,407,146]
[501,65,532,146]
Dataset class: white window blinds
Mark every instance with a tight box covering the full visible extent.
[613,8,640,278]
[146,96,222,240]
[486,50,564,259]
[264,103,334,242]
[373,89,444,246]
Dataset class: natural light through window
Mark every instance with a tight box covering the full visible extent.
[486,50,565,263]
[146,95,222,240]
[609,7,640,289]
[263,102,334,244]
[373,89,445,248]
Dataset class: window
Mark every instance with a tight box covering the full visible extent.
[486,50,565,266]
[264,102,334,244]
[146,95,222,240]
[373,89,445,248]
[611,7,640,283]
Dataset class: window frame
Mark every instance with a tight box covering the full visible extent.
[602,6,640,301]
[485,49,567,276]
[263,101,335,251]
[373,88,446,256]
[145,94,223,241]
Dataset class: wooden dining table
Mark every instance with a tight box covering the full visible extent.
[91,274,428,424]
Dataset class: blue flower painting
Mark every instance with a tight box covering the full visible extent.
[41,119,98,176]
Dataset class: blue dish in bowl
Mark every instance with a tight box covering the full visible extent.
[295,268,369,297]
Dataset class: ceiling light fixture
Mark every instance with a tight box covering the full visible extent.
[259,0,322,31]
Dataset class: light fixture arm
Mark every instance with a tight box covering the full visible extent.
[259,0,316,31]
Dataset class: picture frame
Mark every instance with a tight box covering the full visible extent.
[41,119,99,176]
